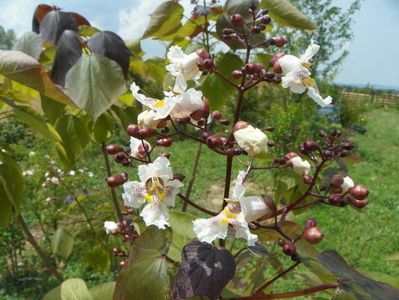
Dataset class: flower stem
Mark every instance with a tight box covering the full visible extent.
[101,142,123,222]
[178,193,217,216]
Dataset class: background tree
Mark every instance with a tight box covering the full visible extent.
[0,26,16,50]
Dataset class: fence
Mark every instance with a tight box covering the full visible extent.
[342,90,399,107]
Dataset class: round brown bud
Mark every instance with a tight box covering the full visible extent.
[277,239,286,247]
[176,117,191,124]
[244,63,260,75]
[230,14,244,27]
[196,48,210,59]
[212,111,222,120]
[328,194,344,206]
[190,109,205,121]
[282,242,296,256]
[173,173,185,182]
[319,130,328,138]
[273,36,287,47]
[304,140,319,152]
[106,144,122,155]
[206,135,223,149]
[331,175,344,187]
[114,152,125,163]
[106,175,126,188]
[156,138,172,147]
[139,127,157,139]
[351,197,368,209]
[201,58,214,71]
[127,124,140,138]
[264,72,275,81]
[232,70,243,79]
[305,219,317,229]
[349,184,369,200]
[259,15,271,25]
[341,142,354,150]
[304,227,324,244]
[219,119,230,126]
[233,121,248,132]
[303,175,312,184]
[251,26,261,34]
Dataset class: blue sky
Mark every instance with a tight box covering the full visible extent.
[0,0,398,88]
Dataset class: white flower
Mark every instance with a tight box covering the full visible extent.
[68,170,76,176]
[49,177,59,185]
[87,172,94,178]
[130,137,151,160]
[29,151,36,157]
[166,46,202,82]
[233,124,268,157]
[138,110,163,129]
[278,43,332,107]
[122,157,183,229]
[131,82,177,120]
[193,171,270,246]
[104,221,118,234]
[23,170,34,176]
[341,176,354,193]
[290,156,311,175]
[164,74,204,119]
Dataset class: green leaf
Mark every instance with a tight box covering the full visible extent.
[64,54,127,121]
[168,210,196,261]
[12,32,43,60]
[43,278,93,300]
[201,52,243,110]
[126,38,144,58]
[260,0,317,30]
[93,112,114,143]
[41,94,65,124]
[113,226,173,300]
[225,0,260,18]
[51,228,74,260]
[85,245,111,273]
[0,50,75,106]
[0,150,24,227]
[143,58,167,85]
[143,1,184,39]
[89,282,115,300]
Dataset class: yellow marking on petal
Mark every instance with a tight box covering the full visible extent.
[301,62,312,70]
[158,192,167,201]
[144,193,153,202]
[154,100,166,108]
[220,217,229,224]
[302,77,315,87]
[225,211,237,219]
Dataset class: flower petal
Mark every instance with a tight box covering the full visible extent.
[240,196,270,222]
[234,213,258,246]
[122,181,146,208]
[307,86,333,107]
[163,179,184,207]
[138,156,174,183]
[341,176,355,193]
[104,221,118,234]
[290,156,311,175]
[140,202,170,229]
[300,43,320,63]
[130,137,151,160]
[193,215,228,244]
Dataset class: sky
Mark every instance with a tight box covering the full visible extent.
[0,0,398,89]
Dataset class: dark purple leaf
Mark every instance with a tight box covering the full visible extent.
[173,240,236,300]
[51,30,82,86]
[87,31,130,78]
[318,250,399,299]
[32,4,54,33]
[39,10,78,45]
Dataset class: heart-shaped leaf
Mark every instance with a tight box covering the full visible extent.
[113,226,173,300]
[32,4,53,33]
[51,30,82,86]
[39,10,78,45]
[225,0,260,18]
[87,31,130,78]
[173,240,236,300]
[64,53,127,121]
[168,210,196,261]
[51,228,74,260]
[43,278,93,300]
[12,32,43,60]
[260,0,316,30]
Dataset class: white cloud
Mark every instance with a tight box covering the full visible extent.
[0,0,40,36]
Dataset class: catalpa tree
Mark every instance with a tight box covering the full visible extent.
[0,0,398,299]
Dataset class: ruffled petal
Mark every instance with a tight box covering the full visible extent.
[231,171,247,200]
[137,110,161,129]
[300,43,320,63]
[234,213,258,246]
[279,55,301,75]
[170,88,204,119]
[193,215,228,244]
[122,181,146,208]
[307,86,333,107]
[138,156,173,183]
[240,196,270,222]
[140,202,170,229]
[104,221,118,234]
[163,179,184,207]
[341,176,355,193]
[234,125,268,156]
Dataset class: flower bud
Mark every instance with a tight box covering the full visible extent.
[304,140,319,152]
[251,26,261,34]
[176,116,191,124]
[230,14,244,27]
[244,63,260,75]
[106,144,122,155]
[232,70,243,79]
[201,58,214,71]
[267,141,275,147]
[349,184,369,200]
[114,152,125,163]
[139,127,157,139]
[156,138,172,147]
[173,173,185,182]
[206,135,223,149]
[331,175,344,187]
[259,15,271,25]
[277,239,286,247]
[319,130,328,138]
[303,175,312,184]
[350,197,368,208]
[190,109,205,121]
[284,152,298,162]
[341,142,354,150]
[264,72,275,81]
[269,53,285,73]
[212,111,222,120]
[304,227,324,244]
[221,28,235,35]
[233,121,249,132]
[219,119,230,126]
[305,219,317,229]
[196,48,210,59]
[282,242,296,256]
[106,175,127,188]
[328,194,344,206]
[273,36,287,47]
[127,124,140,138]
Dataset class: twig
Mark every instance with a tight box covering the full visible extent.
[182,143,202,212]
[177,193,218,216]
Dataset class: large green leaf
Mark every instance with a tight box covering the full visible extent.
[64,54,127,121]
[41,95,65,124]
[93,112,114,144]
[89,282,115,300]
[0,150,24,227]
[0,50,75,106]
[225,0,260,18]
[142,1,184,39]
[201,52,243,110]
[12,32,43,60]
[113,226,173,300]
[43,278,93,300]
[85,245,111,273]
[143,58,167,85]
[51,228,74,260]
[168,210,196,261]
[260,0,316,30]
